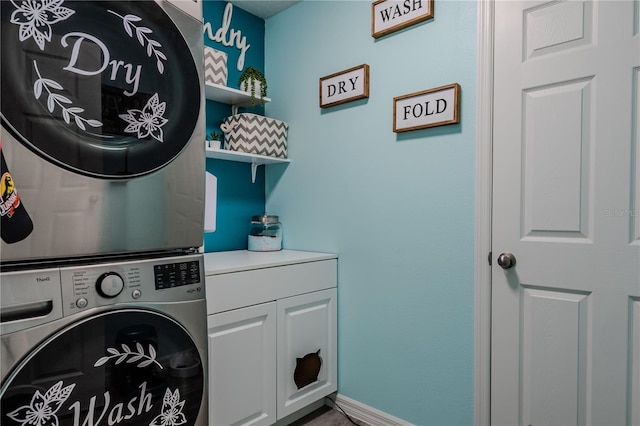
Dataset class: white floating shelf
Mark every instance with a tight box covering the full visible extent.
[204,83,271,107]
[205,148,290,183]
[205,148,289,165]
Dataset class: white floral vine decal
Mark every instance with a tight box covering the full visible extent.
[9,0,75,50]
[6,380,75,426]
[119,93,168,142]
[108,10,167,74]
[94,342,163,369]
[32,61,103,131]
[150,388,187,426]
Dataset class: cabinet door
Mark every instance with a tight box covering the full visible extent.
[207,302,276,426]
[276,288,337,419]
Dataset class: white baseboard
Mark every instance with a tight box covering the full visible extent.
[332,394,414,426]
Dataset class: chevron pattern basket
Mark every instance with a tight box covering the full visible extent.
[222,113,288,158]
[204,46,228,86]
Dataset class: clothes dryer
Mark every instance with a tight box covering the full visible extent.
[0,1,205,264]
[0,253,208,426]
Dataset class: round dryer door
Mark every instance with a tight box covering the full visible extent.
[0,1,201,178]
[0,309,205,426]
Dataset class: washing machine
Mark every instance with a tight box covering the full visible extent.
[0,253,208,426]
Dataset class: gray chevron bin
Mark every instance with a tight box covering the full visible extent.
[222,113,288,158]
[204,46,228,86]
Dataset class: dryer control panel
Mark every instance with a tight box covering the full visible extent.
[60,254,205,316]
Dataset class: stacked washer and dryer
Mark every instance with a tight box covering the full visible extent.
[0,1,208,425]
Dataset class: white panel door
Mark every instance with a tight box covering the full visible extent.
[207,302,276,426]
[492,1,640,425]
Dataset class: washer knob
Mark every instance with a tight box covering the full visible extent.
[96,272,124,298]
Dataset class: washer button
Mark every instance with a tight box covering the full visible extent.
[132,289,142,299]
[76,298,88,308]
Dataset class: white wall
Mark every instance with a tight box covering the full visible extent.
[265,1,477,424]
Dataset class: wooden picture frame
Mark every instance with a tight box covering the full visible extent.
[393,83,460,132]
[371,0,434,39]
[319,64,370,108]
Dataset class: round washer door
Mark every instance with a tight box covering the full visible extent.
[0,309,204,426]
[0,1,201,179]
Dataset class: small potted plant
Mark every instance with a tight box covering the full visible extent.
[206,131,221,149]
[238,66,267,106]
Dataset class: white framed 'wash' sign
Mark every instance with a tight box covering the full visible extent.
[393,83,460,132]
[371,0,434,38]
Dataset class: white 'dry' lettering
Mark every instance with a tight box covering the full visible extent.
[8,1,173,141]
[62,32,142,97]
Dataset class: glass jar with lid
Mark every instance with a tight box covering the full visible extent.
[248,214,282,251]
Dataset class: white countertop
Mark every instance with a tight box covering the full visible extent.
[203,250,337,276]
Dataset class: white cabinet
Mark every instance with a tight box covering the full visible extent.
[207,302,277,426]
[277,288,337,419]
[204,250,338,426]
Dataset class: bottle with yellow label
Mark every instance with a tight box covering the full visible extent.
[1,140,33,244]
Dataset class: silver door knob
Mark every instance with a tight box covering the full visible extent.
[497,252,516,270]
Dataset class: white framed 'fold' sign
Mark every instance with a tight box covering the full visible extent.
[371,0,434,39]
[319,64,370,108]
[393,83,460,133]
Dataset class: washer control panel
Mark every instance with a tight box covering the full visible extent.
[154,259,201,290]
[60,254,204,316]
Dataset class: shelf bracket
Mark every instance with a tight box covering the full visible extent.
[231,104,239,116]
[251,162,260,183]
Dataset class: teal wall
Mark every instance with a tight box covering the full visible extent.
[202,1,266,251]
[264,1,477,424]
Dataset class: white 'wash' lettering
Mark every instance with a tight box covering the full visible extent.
[68,382,153,426]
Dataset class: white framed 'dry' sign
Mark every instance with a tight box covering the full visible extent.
[319,64,370,108]
[393,83,460,133]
